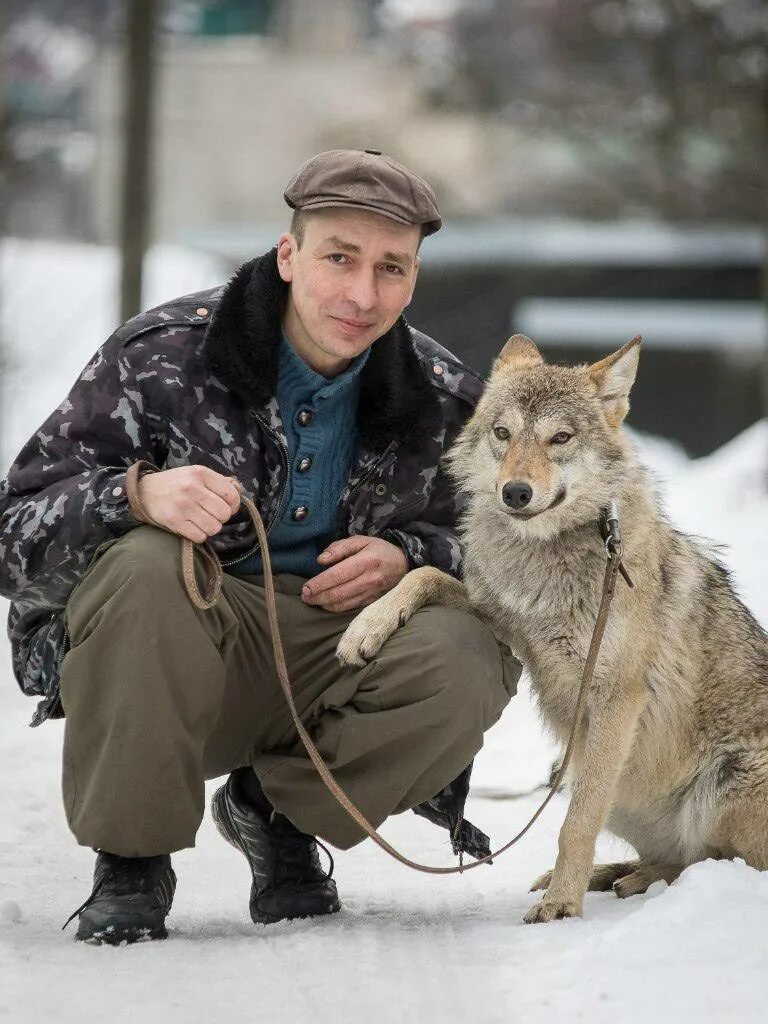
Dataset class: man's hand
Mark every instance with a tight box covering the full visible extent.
[302,536,409,613]
[138,466,241,542]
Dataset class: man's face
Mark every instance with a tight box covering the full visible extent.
[276,208,421,376]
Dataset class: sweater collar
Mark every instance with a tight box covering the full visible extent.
[278,333,369,405]
[201,249,440,451]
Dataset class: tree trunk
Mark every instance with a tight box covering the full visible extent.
[119,0,159,322]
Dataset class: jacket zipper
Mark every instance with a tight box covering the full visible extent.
[220,414,289,569]
[46,617,71,718]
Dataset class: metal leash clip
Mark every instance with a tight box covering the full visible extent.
[606,499,634,589]
[604,500,622,558]
[603,500,635,588]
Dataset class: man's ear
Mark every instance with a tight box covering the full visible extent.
[588,336,641,427]
[276,233,295,283]
[492,334,543,375]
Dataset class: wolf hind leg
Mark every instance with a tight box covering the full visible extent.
[712,793,768,871]
[530,860,641,893]
[612,863,683,898]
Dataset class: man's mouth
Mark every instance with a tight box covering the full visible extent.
[503,487,567,518]
[331,315,375,334]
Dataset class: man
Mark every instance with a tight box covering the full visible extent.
[0,149,520,944]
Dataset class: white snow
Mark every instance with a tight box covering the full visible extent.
[1,240,767,1023]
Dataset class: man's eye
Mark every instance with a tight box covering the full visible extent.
[493,426,510,441]
[327,253,347,264]
[550,431,573,445]
[382,263,404,275]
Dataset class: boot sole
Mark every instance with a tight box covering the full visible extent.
[76,923,168,945]
[250,885,341,925]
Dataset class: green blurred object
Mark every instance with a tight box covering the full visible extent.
[200,0,277,36]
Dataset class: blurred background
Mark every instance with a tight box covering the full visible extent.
[1,0,767,459]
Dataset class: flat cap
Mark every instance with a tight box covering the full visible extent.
[284,148,442,236]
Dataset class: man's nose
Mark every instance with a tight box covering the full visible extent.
[345,268,377,312]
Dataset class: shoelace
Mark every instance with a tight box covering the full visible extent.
[62,876,106,931]
[61,856,167,930]
[268,821,335,887]
[315,839,335,880]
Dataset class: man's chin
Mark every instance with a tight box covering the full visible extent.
[325,328,379,358]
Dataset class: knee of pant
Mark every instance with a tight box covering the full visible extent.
[412,606,512,720]
[74,525,182,606]
[415,605,497,676]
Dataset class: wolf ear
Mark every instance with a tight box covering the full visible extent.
[588,336,641,427]
[493,334,543,375]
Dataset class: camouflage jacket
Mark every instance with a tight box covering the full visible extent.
[0,249,484,727]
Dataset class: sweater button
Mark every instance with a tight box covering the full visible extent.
[297,409,314,427]
[291,506,309,521]
[297,456,312,473]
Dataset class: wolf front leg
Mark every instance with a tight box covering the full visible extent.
[524,681,646,923]
[336,566,470,667]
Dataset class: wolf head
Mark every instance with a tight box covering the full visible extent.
[447,334,642,540]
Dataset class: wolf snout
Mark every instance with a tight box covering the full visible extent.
[502,481,533,510]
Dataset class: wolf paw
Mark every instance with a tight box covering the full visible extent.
[523,897,581,924]
[612,863,681,898]
[612,873,647,899]
[335,601,407,667]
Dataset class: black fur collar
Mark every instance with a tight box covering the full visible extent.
[201,249,441,450]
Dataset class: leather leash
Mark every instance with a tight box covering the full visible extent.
[181,494,632,874]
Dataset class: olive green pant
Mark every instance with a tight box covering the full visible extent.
[60,526,519,857]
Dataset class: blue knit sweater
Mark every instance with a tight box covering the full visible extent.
[230,337,369,579]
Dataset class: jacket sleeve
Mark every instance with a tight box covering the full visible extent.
[381,463,466,579]
[0,337,163,607]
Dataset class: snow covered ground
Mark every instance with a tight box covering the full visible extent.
[1,240,767,1023]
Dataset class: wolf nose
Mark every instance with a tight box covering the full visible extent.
[502,482,533,510]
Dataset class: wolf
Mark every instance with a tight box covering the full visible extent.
[336,333,768,923]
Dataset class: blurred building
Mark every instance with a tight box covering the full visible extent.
[86,0,499,246]
[3,0,766,455]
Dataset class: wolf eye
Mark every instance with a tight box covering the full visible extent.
[550,431,573,445]
[493,426,510,441]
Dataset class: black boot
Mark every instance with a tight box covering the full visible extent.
[65,852,176,944]
[211,771,340,925]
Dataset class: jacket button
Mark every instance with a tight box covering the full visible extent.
[291,506,309,521]
[297,457,312,473]
[374,483,387,497]
[297,409,314,427]
[432,364,444,376]
[196,307,209,317]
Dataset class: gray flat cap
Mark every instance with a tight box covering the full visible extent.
[284,148,442,236]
